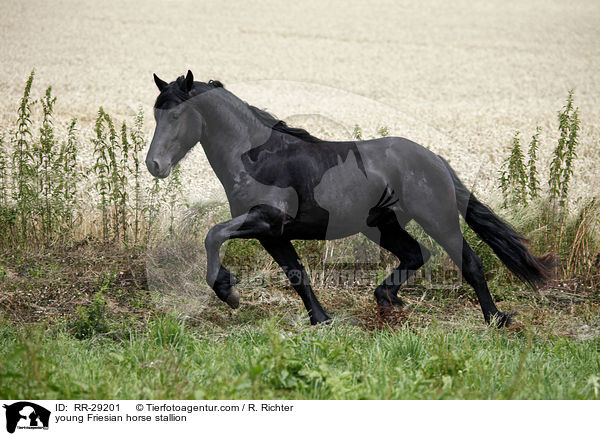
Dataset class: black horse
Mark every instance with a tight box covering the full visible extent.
[146,71,554,326]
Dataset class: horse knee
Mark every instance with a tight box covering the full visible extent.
[205,224,225,252]
[403,245,430,270]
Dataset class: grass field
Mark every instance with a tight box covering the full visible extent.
[1,316,599,400]
[1,234,599,399]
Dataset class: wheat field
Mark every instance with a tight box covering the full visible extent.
[2,1,600,405]
[1,0,599,204]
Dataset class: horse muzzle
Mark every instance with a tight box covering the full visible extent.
[146,158,172,178]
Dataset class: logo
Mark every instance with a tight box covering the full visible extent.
[2,402,50,434]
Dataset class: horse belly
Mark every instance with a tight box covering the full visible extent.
[313,153,384,239]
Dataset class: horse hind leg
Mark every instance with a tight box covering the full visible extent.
[362,221,430,308]
[416,214,513,327]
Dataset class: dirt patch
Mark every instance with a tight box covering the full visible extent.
[0,241,149,325]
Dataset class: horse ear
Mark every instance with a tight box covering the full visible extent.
[184,70,194,92]
[153,73,167,91]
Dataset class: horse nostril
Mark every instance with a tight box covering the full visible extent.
[146,157,170,178]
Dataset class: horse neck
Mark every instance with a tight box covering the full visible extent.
[196,90,272,190]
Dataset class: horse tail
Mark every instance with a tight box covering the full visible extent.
[438,155,556,287]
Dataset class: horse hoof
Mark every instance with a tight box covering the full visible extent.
[226,289,240,309]
[310,314,332,325]
[491,311,517,328]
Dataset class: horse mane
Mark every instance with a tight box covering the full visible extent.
[156,77,323,143]
[247,106,322,143]
[208,79,322,142]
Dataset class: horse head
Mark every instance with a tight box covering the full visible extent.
[146,70,205,178]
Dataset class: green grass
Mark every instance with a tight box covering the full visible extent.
[1,316,598,400]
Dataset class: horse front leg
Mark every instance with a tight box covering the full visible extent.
[205,209,272,308]
[260,238,331,325]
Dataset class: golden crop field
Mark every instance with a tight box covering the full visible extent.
[1,0,599,203]
[3,1,600,406]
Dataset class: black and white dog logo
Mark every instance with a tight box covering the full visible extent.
[3,402,50,433]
